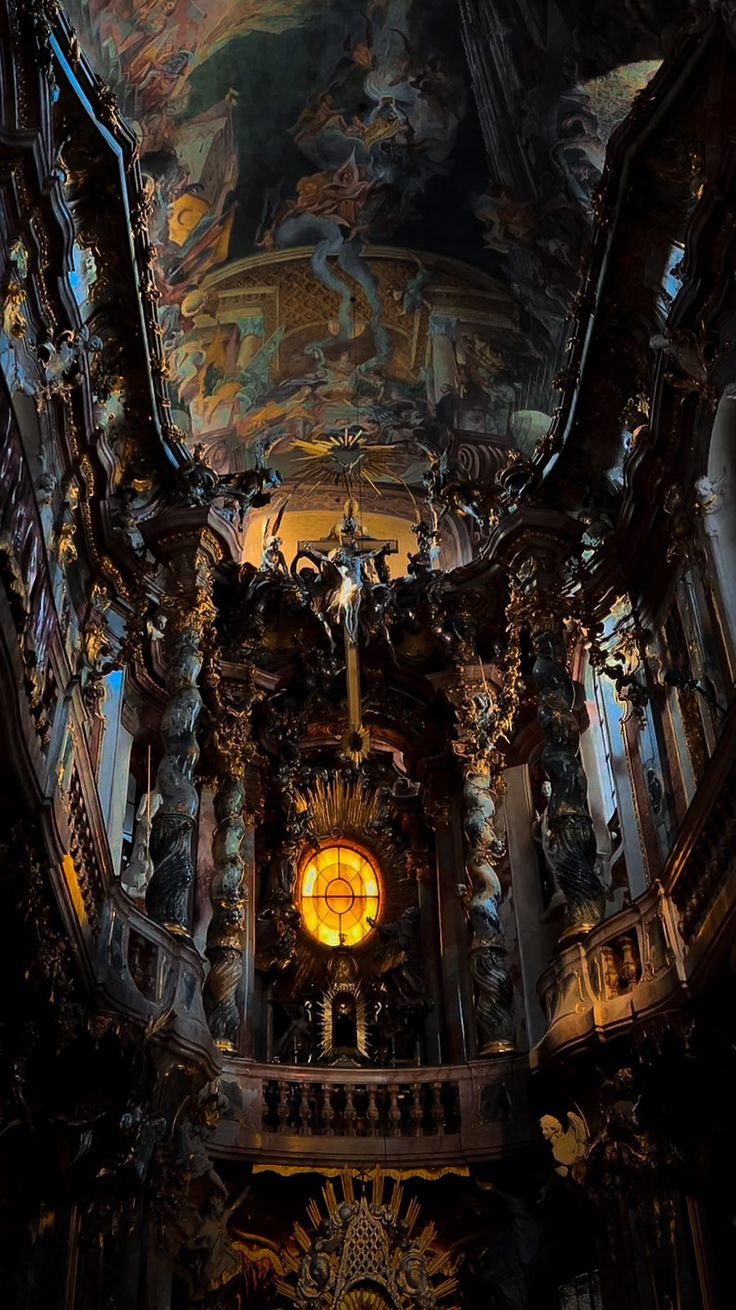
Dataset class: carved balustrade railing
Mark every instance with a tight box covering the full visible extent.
[262,1076,460,1139]
[534,702,736,1066]
[211,1055,533,1166]
[532,880,680,1067]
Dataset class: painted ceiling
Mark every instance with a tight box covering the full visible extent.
[65,0,678,557]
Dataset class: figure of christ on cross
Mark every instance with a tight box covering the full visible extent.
[293,512,397,756]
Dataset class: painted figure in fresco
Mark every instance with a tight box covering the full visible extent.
[292,91,351,144]
[392,257,432,316]
[84,0,472,454]
[473,185,538,253]
[261,154,378,247]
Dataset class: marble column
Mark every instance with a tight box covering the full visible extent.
[531,624,604,935]
[461,772,516,1054]
[146,590,213,934]
[204,771,246,1051]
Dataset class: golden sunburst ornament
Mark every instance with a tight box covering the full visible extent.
[290,425,401,496]
[276,1170,459,1309]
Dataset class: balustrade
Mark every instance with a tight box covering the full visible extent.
[531,699,736,1066]
[262,1076,459,1139]
[212,1054,533,1165]
[95,886,217,1065]
[532,881,680,1066]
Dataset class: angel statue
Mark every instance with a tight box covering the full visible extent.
[369,906,429,1011]
[258,502,289,575]
[233,500,291,629]
[415,441,494,545]
[539,1110,589,1177]
[408,509,441,575]
[216,432,283,529]
[121,787,162,900]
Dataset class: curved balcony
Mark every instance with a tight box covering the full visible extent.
[211,1053,534,1167]
[531,880,682,1067]
[532,705,736,1067]
[95,886,218,1072]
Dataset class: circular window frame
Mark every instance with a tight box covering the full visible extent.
[298,840,382,948]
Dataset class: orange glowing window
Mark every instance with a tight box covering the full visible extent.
[299,843,380,948]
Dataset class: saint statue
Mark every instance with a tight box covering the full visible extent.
[532,779,566,912]
[121,787,162,900]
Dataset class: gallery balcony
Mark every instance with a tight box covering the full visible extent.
[209,1051,534,1168]
[532,701,736,1068]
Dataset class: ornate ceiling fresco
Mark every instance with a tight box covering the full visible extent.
[62,0,685,563]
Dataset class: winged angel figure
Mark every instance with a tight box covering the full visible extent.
[539,1109,589,1177]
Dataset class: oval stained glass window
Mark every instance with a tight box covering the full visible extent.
[299,843,380,948]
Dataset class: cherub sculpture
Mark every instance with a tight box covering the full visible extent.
[539,1110,589,1177]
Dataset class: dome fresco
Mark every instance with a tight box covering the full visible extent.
[66,0,667,512]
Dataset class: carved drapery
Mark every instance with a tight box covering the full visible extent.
[204,772,247,1050]
[146,582,215,933]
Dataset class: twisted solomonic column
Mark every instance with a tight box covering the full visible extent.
[531,626,604,936]
[461,772,516,1054]
[146,586,215,933]
[204,773,247,1050]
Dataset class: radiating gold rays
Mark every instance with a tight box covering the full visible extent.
[290,427,403,496]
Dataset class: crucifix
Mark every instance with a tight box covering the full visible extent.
[296,500,397,761]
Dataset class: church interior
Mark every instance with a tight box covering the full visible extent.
[2,1,736,1306]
